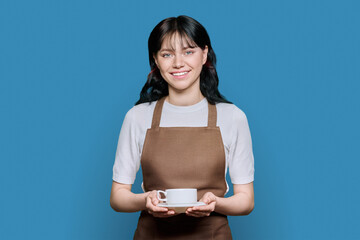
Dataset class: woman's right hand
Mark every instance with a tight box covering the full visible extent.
[145,190,178,218]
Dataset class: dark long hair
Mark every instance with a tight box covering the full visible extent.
[135,15,231,105]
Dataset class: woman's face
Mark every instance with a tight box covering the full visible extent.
[153,33,208,96]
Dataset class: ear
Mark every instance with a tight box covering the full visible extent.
[202,45,208,65]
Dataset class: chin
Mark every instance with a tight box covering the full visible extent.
[167,78,199,92]
[169,82,195,92]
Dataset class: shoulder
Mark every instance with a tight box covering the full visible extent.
[216,102,248,123]
[125,101,156,120]
[122,101,157,129]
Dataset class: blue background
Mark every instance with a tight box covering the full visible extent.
[1,0,359,239]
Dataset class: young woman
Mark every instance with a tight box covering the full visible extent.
[110,15,254,239]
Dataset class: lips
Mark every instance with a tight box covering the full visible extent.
[172,72,188,76]
[170,71,190,79]
[171,70,191,77]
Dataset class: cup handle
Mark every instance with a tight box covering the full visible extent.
[156,190,167,202]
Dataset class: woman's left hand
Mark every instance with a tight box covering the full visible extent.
[185,192,217,217]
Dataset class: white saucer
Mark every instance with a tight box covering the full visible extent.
[157,202,206,208]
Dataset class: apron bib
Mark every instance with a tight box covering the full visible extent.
[134,97,232,240]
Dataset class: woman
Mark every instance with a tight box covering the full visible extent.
[110,15,254,239]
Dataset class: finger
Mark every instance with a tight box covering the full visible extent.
[186,208,212,216]
[198,197,207,204]
[152,197,159,205]
[152,206,169,212]
[199,192,212,201]
[192,205,207,211]
[188,207,213,213]
[201,197,210,204]
[152,210,177,218]
[192,205,213,212]
[146,196,168,212]
[186,207,194,212]
[146,201,168,213]
[202,196,215,205]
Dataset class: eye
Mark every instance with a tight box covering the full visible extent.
[162,53,172,58]
[185,51,194,55]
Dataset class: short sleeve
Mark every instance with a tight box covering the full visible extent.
[112,108,141,184]
[228,107,255,184]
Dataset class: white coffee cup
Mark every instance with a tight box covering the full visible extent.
[156,188,197,204]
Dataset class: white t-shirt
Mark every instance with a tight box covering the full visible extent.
[112,98,254,192]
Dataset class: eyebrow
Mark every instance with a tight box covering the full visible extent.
[159,46,195,52]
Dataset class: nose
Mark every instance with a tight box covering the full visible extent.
[173,55,184,68]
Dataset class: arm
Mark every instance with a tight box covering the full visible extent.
[110,181,178,217]
[186,182,254,217]
[110,181,148,212]
[215,182,254,215]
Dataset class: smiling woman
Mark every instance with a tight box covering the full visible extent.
[136,15,229,106]
[110,15,255,239]
[153,32,208,103]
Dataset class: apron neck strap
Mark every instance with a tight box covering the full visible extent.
[207,103,217,127]
[151,96,217,128]
[151,97,166,128]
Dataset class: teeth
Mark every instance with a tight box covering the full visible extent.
[172,71,188,76]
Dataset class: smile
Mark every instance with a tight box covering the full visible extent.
[171,71,189,76]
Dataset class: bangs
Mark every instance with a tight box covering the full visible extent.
[161,30,198,51]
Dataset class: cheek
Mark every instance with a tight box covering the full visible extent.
[193,57,204,69]
[194,54,205,65]
[158,61,171,72]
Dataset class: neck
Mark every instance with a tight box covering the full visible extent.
[166,91,205,106]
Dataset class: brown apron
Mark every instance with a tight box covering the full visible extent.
[134,97,232,240]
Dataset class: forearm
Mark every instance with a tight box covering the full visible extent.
[215,192,254,216]
[110,188,149,212]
